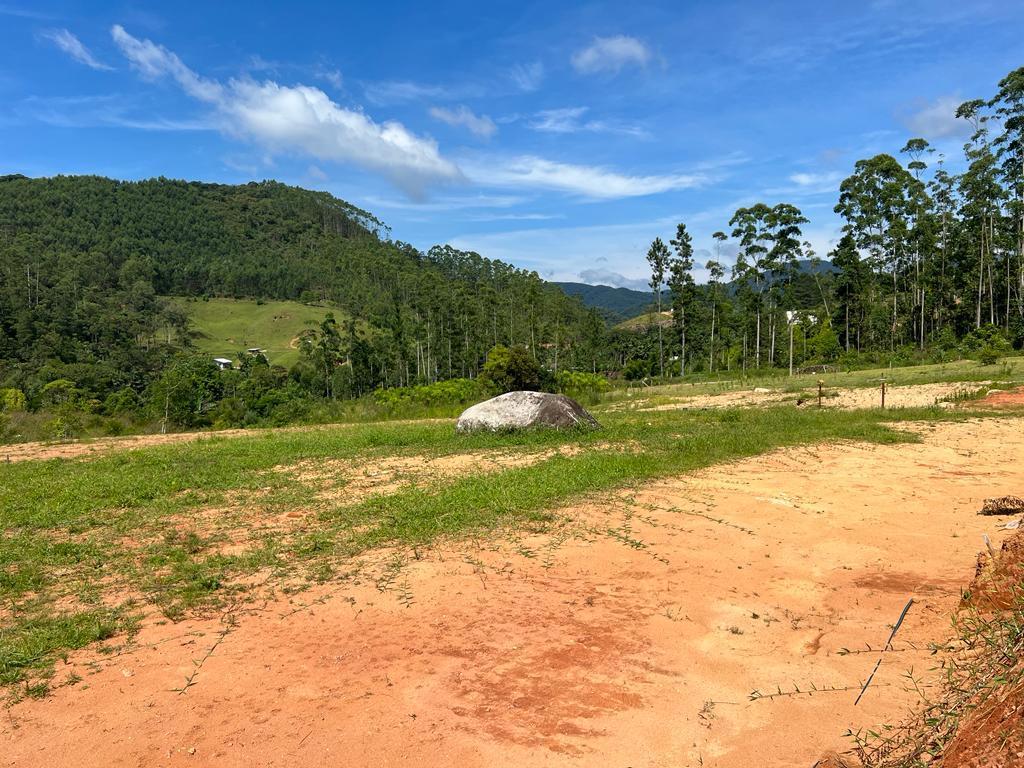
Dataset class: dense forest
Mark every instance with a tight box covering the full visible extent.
[0,175,604,435]
[0,66,1021,439]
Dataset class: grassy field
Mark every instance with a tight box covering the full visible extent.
[170,297,342,367]
[3,397,1019,699]
[614,310,673,331]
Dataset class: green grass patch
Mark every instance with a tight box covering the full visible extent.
[169,296,344,367]
[0,402,1018,695]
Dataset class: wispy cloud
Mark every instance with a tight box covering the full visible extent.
[0,4,58,20]
[362,79,480,106]
[315,67,343,89]
[467,156,703,199]
[448,218,679,283]
[15,94,211,131]
[40,28,112,70]
[529,106,648,137]
[576,268,650,290]
[362,193,527,212]
[508,61,544,92]
[789,171,843,187]
[571,35,651,75]
[900,94,972,140]
[429,105,497,139]
[111,25,462,197]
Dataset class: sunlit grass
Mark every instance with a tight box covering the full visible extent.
[0,400,1019,697]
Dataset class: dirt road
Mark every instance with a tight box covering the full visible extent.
[3,418,1022,767]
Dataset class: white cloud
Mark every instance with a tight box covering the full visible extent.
[314,66,343,89]
[571,35,651,75]
[448,219,673,283]
[362,193,527,212]
[788,171,843,187]
[529,106,648,137]
[111,25,461,196]
[530,107,588,133]
[467,155,703,199]
[428,105,496,138]
[15,93,211,131]
[901,95,972,140]
[363,79,481,106]
[508,61,544,92]
[577,268,651,290]
[40,28,112,70]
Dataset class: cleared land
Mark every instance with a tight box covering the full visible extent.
[170,297,341,367]
[2,418,1022,766]
[2,364,1024,766]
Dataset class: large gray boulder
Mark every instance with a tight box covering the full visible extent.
[456,391,600,433]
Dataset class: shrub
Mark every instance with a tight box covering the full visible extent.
[807,325,841,362]
[961,325,1013,364]
[39,379,81,408]
[622,359,650,381]
[0,388,27,413]
[555,371,609,401]
[373,378,485,410]
[479,345,544,394]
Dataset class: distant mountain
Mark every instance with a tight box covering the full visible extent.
[554,282,654,322]
[555,260,834,324]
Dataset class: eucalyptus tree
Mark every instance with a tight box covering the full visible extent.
[835,154,926,349]
[706,251,725,372]
[668,223,696,376]
[900,138,935,347]
[927,157,960,333]
[990,67,1024,324]
[829,234,867,351]
[957,100,1004,328]
[646,237,670,376]
[729,203,773,367]
[765,203,808,363]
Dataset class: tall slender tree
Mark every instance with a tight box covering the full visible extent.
[668,223,696,376]
[646,237,670,377]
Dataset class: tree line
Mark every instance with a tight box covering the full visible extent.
[634,66,1023,378]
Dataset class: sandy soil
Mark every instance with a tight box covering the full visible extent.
[277,444,613,504]
[978,385,1024,408]
[640,380,992,412]
[3,417,1022,767]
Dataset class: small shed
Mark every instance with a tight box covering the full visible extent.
[213,357,234,370]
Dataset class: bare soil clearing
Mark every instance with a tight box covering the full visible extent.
[277,443,617,504]
[978,385,1024,408]
[3,418,1022,767]
[638,380,989,412]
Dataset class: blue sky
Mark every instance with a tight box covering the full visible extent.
[1,1,1021,288]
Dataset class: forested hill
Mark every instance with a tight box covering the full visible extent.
[553,282,654,321]
[0,174,602,397]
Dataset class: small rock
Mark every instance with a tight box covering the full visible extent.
[753,387,772,394]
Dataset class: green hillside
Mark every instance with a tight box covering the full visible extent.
[615,311,674,331]
[553,282,653,321]
[0,174,603,404]
[171,298,341,367]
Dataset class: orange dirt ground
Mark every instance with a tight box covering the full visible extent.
[3,418,1023,767]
